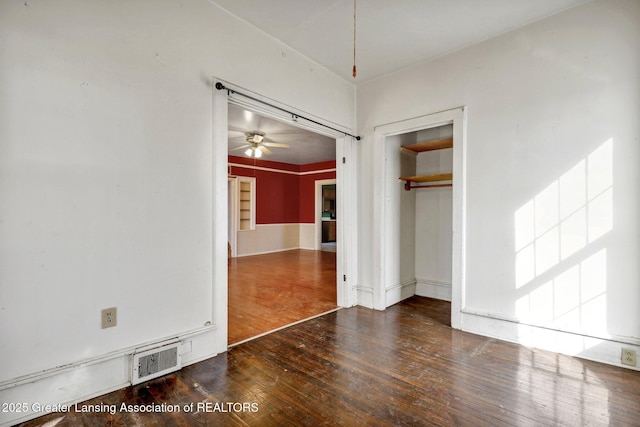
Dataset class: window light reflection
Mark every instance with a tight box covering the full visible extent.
[514,138,613,352]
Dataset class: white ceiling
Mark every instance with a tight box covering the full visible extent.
[222,0,590,164]
[228,104,336,165]
[210,0,590,83]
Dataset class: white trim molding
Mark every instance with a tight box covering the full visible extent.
[385,279,417,308]
[416,279,452,302]
[461,309,640,372]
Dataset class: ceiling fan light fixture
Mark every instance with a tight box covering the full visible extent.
[230,129,291,159]
[244,146,262,158]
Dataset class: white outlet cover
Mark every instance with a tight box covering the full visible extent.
[101,307,117,329]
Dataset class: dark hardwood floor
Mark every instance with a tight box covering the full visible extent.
[20,297,640,426]
[228,249,337,345]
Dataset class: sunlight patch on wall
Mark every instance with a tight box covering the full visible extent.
[515,138,613,289]
[513,138,613,351]
[515,249,607,335]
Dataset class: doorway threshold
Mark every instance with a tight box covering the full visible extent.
[228,307,341,348]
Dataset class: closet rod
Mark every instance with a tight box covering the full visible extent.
[215,82,361,141]
[404,183,452,191]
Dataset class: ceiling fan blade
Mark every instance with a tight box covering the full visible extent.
[261,137,281,144]
[228,125,250,133]
[258,146,272,155]
[229,144,250,152]
[263,142,290,148]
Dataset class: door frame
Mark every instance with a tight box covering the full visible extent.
[315,179,337,250]
[227,177,238,258]
[212,79,358,352]
[372,107,467,329]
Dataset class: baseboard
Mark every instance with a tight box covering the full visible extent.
[0,327,218,426]
[234,246,301,257]
[357,279,449,310]
[415,278,451,301]
[356,286,375,309]
[385,280,416,308]
[461,308,640,372]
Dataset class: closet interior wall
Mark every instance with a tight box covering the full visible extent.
[412,125,454,301]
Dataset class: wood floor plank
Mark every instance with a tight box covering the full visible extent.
[19,297,640,427]
[228,249,337,345]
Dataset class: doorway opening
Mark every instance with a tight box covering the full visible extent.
[212,80,358,353]
[372,107,466,329]
[316,180,337,252]
[226,103,339,346]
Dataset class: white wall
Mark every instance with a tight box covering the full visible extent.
[236,224,300,256]
[299,223,317,250]
[235,223,319,256]
[358,0,640,367]
[0,1,354,424]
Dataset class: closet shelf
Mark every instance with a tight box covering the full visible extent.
[400,137,453,154]
[400,173,452,191]
[399,137,453,190]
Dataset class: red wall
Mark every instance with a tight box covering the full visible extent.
[229,156,336,224]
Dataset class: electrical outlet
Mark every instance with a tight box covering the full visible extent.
[621,348,637,367]
[101,307,117,329]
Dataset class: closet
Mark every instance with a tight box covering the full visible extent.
[400,125,454,301]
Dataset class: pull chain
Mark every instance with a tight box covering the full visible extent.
[352,0,357,78]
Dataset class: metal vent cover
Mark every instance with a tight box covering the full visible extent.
[132,342,182,385]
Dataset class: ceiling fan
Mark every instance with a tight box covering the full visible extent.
[229,131,290,158]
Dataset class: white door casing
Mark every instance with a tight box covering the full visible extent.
[372,107,467,329]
